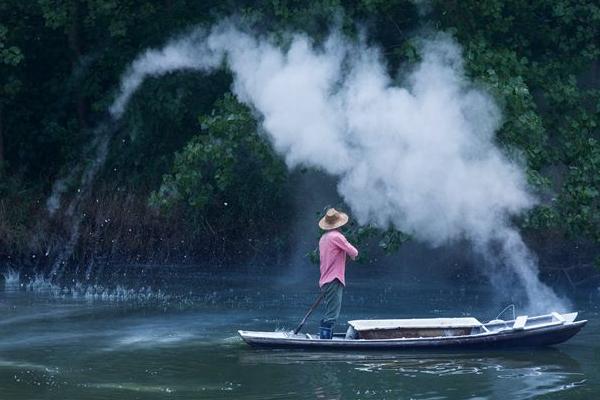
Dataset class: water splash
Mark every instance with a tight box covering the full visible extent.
[2,268,20,287]
[21,274,170,304]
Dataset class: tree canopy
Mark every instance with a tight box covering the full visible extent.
[0,0,598,270]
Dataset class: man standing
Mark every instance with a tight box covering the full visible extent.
[318,208,359,339]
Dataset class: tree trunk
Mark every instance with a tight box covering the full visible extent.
[68,0,87,130]
[0,106,4,176]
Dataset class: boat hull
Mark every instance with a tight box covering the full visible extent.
[238,320,586,350]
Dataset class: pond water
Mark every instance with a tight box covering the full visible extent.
[0,262,598,399]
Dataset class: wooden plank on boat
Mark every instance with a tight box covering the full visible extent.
[359,327,474,339]
[513,315,528,330]
[349,317,482,330]
[348,318,483,340]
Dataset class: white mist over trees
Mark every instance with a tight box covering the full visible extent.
[111,22,567,312]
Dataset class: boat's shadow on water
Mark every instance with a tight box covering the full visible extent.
[236,347,584,399]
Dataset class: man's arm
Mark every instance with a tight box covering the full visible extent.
[332,233,359,260]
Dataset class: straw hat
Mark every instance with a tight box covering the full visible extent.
[319,208,349,230]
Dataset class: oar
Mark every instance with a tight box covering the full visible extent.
[293,291,326,335]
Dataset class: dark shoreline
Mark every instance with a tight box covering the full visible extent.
[0,190,292,274]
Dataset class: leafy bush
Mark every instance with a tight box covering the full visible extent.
[150,94,288,239]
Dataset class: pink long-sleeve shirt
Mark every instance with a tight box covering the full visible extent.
[319,230,359,287]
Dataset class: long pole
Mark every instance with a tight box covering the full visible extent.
[293,291,326,335]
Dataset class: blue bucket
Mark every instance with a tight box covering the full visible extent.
[319,325,333,339]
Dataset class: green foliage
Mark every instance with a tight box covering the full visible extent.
[0,25,24,68]
[150,94,288,237]
[342,223,410,259]
[434,0,600,252]
[0,23,24,106]
[102,71,232,189]
[308,220,411,264]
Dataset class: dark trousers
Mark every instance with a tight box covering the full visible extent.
[321,279,344,326]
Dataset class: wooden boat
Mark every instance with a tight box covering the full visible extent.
[238,312,586,350]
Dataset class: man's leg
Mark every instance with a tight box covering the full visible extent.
[320,279,344,338]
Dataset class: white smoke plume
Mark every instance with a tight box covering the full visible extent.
[110,22,567,312]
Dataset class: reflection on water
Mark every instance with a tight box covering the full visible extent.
[0,264,598,399]
[237,349,586,399]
